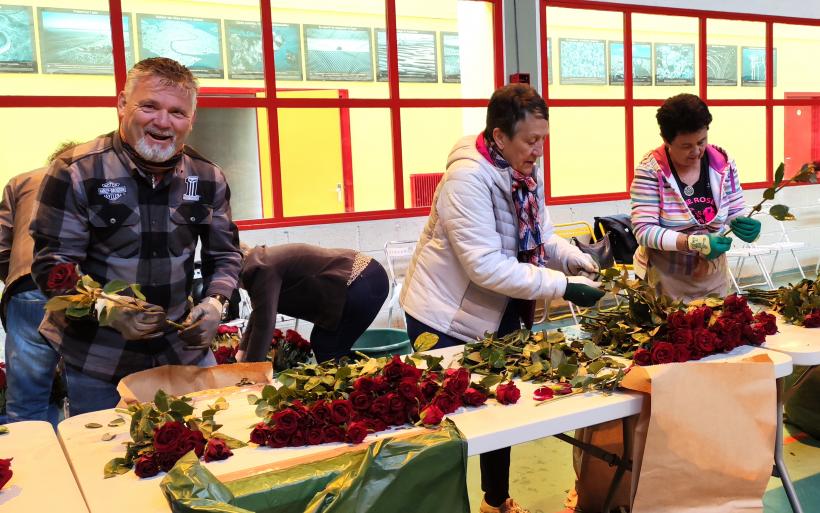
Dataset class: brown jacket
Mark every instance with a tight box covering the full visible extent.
[0,167,45,327]
[239,244,355,362]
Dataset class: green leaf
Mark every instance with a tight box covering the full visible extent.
[773,163,785,187]
[103,279,130,294]
[631,332,651,344]
[335,366,352,380]
[557,362,579,378]
[85,422,103,429]
[582,341,603,360]
[261,385,278,402]
[212,397,228,411]
[762,187,776,200]
[210,432,248,450]
[413,332,439,352]
[0,426,8,435]
[65,305,91,319]
[104,457,132,478]
[769,204,790,221]
[45,296,73,312]
[81,274,101,290]
[107,417,125,427]
[304,376,322,391]
[587,360,606,375]
[130,283,147,301]
[550,346,566,369]
[170,399,195,416]
[479,374,503,389]
[101,432,116,441]
[154,390,170,412]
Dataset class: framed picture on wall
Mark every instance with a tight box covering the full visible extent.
[38,8,134,75]
[304,25,373,82]
[608,41,652,85]
[0,4,37,73]
[741,46,776,86]
[559,38,606,85]
[441,31,460,83]
[376,29,437,83]
[225,20,302,81]
[707,45,737,86]
[654,42,695,85]
[138,14,223,79]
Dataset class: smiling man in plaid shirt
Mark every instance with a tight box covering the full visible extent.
[30,58,242,415]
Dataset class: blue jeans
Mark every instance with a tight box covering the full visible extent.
[65,350,218,416]
[4,289,59,424]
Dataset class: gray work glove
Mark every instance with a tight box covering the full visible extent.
[98,298,166,341]
[178,296,222,350]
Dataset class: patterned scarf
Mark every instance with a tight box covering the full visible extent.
[476,134,547,267]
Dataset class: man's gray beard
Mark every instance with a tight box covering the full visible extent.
[135,135,177,162]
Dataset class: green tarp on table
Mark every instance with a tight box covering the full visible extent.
[161,420,469,513]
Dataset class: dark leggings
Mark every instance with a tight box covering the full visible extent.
[310,259,389,362]
[406,302,521,508]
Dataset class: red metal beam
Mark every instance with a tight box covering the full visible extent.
[108,0,127,94]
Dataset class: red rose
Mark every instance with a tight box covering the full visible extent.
[329,399,353,424]
[175,429,206,458]
[133,453,159,478]
[670,328,694,346]
[686,306,713,329]
[723,294,747,311]
[554,382,573,396]
[213,346,236,365]
[406,403,420,422]
[633,348,652,366]
[0,458,13,490]
[309,400,332,420]
[805,310,820,328]
[372,375,390,392]
[419,379,440,401]
[217,324,239,335]
[46,262,79,292]
[674,344,693,363]
[366,418,388,433]
[462,387,488,406]
[397,378,421,401]
[306,426,324,446]
[345,421,369,444]
[666,310,689,330]
[533,387,554,401]
[266,427,292,448]
[0,365,6,389]
[289,430,306,447]
[382,355,405,381]
[152,421,187,453]
[155,449,185,473]
[650,341,675,365]
[432,391,460,413]
[389,410,408,426]
[272,328,284,339]
[420,405,444,425]
[203,438,233,462]
[272,408,302,434]
[353,376,376,393]
[250,423,271,445]
[443,367,471,395]
[692,329,718,354]
[400,362,422,381]
[743,323,767,345]
[349,390,372,411]
[753,311,778,335]
[495,382,521,405]
[711,316,742,348]
[322,425,346,443]
[369,395,390,417]
[385,392,406,412]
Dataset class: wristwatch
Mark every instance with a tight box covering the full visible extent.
[208,293,229,320]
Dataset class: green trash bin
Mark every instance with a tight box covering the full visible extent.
[351,328,413,358]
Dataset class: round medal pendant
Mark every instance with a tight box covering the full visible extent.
[684,184,695,197]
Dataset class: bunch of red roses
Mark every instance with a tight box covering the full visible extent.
[213,324,240,364]
[0,458,11,491]
[271,328,313,371]
[633,294,777,366]
[132,422,234,478]
[804,310,820,328]
[250,355,519,449]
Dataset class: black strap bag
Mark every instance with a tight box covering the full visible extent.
[572,235,615,270]
[593,214,639,265]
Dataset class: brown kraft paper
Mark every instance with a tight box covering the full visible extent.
[116,362,273,406]
[622,354,776,513]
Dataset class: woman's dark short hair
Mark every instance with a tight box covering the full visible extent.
[483,84,548,140]
[656,93,712,142]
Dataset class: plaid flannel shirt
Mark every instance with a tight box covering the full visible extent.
[30,132,242,383]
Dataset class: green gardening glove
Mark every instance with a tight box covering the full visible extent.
[688,234,733,260]
[730,217,761,243]
[562,276,606,307]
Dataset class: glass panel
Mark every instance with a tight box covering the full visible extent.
[394,0,495,99]
[633,106,661,171]
[632,13,698,100]
[269,0,388,99]
[400,107,484,208]
[549,107,626,197]
[709,107,766,183]
[545,7,623,99]
[0,1,118,96]
[774,23,820,100]
[0,108,117,184]
[706,19,765,100]
[187,107,263,221]
[278,103,394,216]
[776,104,820,180]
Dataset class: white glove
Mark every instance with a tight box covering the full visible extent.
[567,253,599,276]
[567,275,602,289]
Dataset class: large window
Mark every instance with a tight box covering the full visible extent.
[0,0,502,226]
[542,1,820,204]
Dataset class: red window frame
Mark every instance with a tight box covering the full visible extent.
[541,0,820,206]
[0,0,504,230]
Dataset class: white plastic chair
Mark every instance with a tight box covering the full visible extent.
[725,243,775,293]
[383,240,417,328]
[754,216,807,280]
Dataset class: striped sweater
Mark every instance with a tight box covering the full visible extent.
[630,144,746,278]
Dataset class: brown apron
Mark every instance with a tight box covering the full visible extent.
[644,242,730,303]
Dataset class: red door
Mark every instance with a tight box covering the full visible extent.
[784,93,820,177]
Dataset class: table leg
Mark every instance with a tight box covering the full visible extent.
[775,377,804,513]
[601,417,632,513]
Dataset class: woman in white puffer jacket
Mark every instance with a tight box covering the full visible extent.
[400,84,604,513]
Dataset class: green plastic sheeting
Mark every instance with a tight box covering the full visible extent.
[161,421,469,513]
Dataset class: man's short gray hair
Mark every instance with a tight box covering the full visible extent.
[123,57,199,109]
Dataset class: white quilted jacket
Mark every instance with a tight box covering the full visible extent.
[400,135,582,342]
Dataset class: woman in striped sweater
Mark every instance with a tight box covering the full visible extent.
[630,94,761,301]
